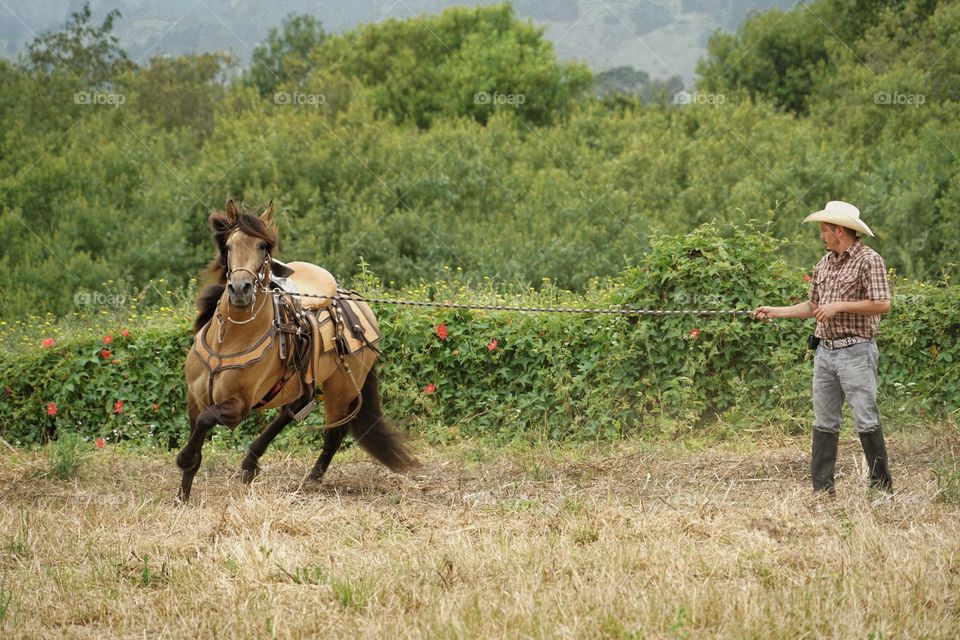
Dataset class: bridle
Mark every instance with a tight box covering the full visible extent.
[217,249,273,342]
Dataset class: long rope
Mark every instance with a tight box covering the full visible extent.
[284,291,752,317]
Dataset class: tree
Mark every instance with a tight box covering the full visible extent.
[305,3,591,127]
[124,53,234,137]
[696,6,832,114]
[23,1,131,87]
[248,14,326,97]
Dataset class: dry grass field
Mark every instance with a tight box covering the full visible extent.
[2,427,959,639]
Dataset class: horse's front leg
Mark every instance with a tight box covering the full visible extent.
[176,395,248,502]
[240,396,313,484]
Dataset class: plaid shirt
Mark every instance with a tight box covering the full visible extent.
[808,240,891,339]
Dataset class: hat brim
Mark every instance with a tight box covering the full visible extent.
[803,212,875,237]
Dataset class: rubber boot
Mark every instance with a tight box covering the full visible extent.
[859,428,893,493]
[811,429,839,494]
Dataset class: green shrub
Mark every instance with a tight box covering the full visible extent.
[1,226,956,446]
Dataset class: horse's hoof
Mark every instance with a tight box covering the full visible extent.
[240,466,259,485]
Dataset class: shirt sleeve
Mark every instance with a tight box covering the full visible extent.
[862,254,891,300]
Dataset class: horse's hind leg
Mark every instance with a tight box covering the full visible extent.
[308,423,350,482]
[241,396,312,484]
[307,375,358,482]
[176,395,246,501]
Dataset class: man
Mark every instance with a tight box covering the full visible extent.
[753,201,893,494]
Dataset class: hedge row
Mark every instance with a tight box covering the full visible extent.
[1,226,956,446]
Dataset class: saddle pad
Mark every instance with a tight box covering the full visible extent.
[316,296,381,357]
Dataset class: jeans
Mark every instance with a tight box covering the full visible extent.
[812,341,881,435]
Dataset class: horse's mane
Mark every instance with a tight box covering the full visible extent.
[194,204,279,333]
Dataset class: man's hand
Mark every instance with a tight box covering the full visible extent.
[752,306,777,321]
[814,302,843,322]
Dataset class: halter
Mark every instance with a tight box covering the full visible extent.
[217,252,273,343]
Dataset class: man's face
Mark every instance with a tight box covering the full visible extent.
[819,223,844,253]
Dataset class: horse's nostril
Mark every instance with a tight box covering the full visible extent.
[242,283,252,294]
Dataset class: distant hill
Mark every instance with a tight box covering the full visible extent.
[1,0,795,87]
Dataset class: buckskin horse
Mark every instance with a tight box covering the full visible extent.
[175,199,417,501]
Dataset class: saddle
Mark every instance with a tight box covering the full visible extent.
[271,260,337,309]
[264,263,382,409]
[274,287,382,388]
[270,260,381,361]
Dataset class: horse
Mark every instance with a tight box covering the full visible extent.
[175,199,417,501]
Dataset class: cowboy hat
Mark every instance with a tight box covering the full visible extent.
[802,201,874,237]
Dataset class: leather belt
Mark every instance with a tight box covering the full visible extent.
[820,336,871,350]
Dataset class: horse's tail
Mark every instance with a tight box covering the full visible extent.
[194,284,225,333]
[350,366,418,473]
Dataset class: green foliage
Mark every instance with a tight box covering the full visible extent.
[302,3,592,127]
[48,431,83,479]
[935,458,960,503]
[697,5,833,113]
[0,306,193,448]
[4,0,960,453]
[23,1,131,87]
[2,0,960,392]
[122,53,234,137]
[2,227,954,446]
[593,66,684,105]
[248,13,327,97]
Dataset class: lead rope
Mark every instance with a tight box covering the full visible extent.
[282,291,753,317]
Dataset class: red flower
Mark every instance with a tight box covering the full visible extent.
[46,402,58,416]
[487,339,498,351]
[153,403,159,412]
[42,338,55,348]
[114,399,124,414]
[103,334,113,345]
[435,324,448,341]
[689,328,701,339]
[423,383,437,395]
[120,328,130,338]
[101,349,112,360]
[96,438,105,449]
[803,273,813,283]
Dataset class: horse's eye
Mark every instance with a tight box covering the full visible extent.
[259,242,268,251]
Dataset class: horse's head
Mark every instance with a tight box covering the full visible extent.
[209,199,293,308]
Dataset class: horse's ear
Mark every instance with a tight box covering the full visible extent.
[225,198,240,223]
[260,200,275,225]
